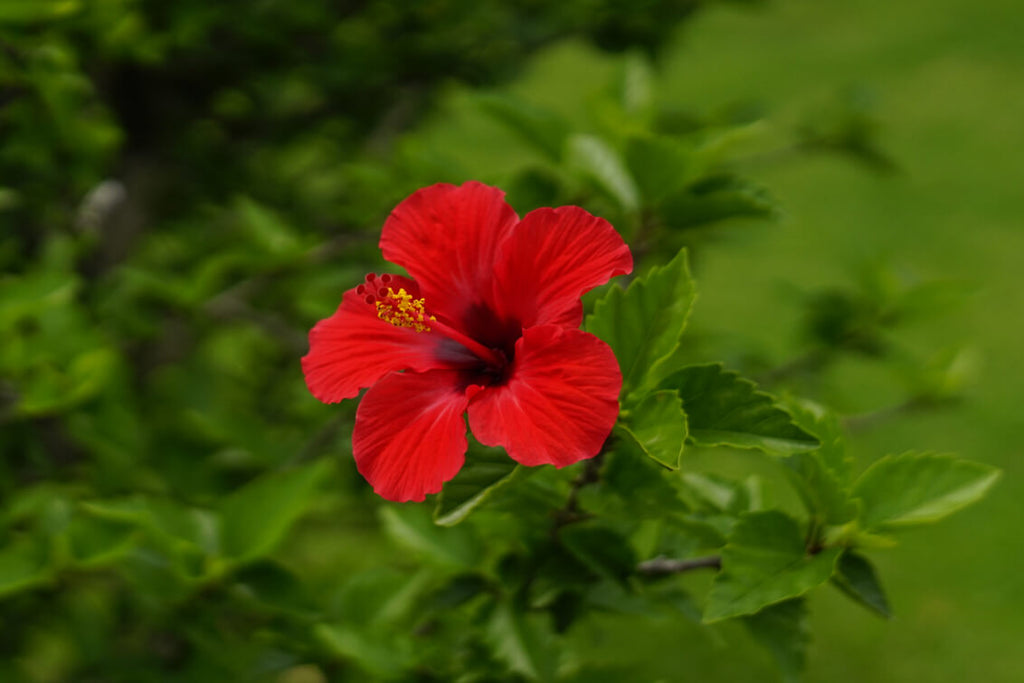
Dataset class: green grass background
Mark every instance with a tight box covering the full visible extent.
[417,0,1023,679]
[672,3,1024,679]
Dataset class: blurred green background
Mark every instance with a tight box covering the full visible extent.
[2,0,1021,680]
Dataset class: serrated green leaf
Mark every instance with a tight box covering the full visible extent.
[743,598,810,683]
[567,133,639,212]
[852,452,1000,530]
[560,524,636,587]
[621,390,688,469]
[606,427,688,516]
[782,452,857,525]
[780,397,852,480]
[661,364,819,455]
[832,552,890,619]
[487,601,559,681]
[435,447,522,526]
[587,248,696,395]
[220,461,328,562]
[705,511,840,622]
[380,505,481,568]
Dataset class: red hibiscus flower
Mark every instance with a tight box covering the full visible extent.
[301,181,633,502]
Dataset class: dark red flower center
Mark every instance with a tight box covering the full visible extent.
[361,273,512,378]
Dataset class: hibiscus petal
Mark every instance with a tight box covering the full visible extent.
[467,326,621,468]
[490,206,633,328]
[353,370,470,502]
[380,181,519,326]
[301,284,477,403]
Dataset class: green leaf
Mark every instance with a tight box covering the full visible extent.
[380,505,481,568]
[234,196,303,257]
[606,427,688,516]
[852,452,1000,530]
[434,447,522,526]
[586,248,696,395]
[832,552,890,619]
[682,472,755,515]
[743,598,810,683]
[0,537,51,598]
[65,511,138,567]
[476,94,570,162]
[560,524,637,587]
[143,499,221,556]
[335,568,434,629]
[16,347,118,417]
[690,123,770,174]
[625,134,693,206]
[782,452,857,525]
[780,397,852,480]
[314,622,412,680]
[232,561,313,615]
[619,51,654,119]
[660,364,819,454]
[0,0,80,24]
[660,175,777,229]
[313,569,430,677]
[219,461,328,562]
[621,390,688,469]
[705,511,840,622]
[487,601,559,681]
[567,133,640,212]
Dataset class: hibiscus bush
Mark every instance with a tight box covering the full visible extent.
[0,1,1002,682]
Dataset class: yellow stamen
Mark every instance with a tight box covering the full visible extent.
[375,287,435,332]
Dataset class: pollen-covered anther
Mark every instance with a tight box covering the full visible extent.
[375,287,436,332]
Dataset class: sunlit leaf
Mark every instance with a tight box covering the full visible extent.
[852,452,1000,530]
[620,390,688,469]
[567,133,639,212]
[587,248,696,395]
